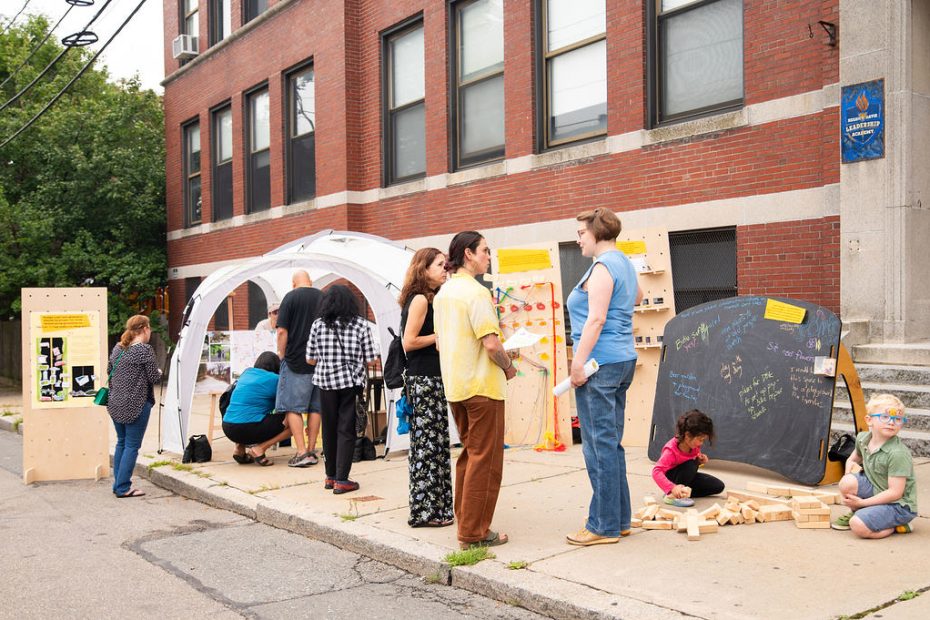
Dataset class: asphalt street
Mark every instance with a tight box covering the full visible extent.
[0,431,544,619]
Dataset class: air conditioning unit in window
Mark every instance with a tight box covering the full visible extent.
[172,34,199,60]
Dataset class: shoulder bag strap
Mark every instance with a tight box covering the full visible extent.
[106,349,125,387]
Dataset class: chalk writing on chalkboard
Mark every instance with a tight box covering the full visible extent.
[669,370,701,402]
[674,315,721,352]
[789,366,834,408]
[737,369,783,419]
[720,310,758,351]
[720,355,743,384]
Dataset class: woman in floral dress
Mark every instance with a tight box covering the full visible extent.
[400,247,454,527]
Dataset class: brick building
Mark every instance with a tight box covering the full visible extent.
[162,1,930,352]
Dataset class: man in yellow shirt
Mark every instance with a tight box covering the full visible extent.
[434,231,516,549]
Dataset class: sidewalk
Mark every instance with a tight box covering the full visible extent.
[4,387,930,619]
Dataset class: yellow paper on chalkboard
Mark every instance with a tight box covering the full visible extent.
[497,249,552,274]
[617,240,647,255]
[763,299,807,324]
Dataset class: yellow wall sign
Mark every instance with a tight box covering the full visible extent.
[763,299,807,324]
[617,240,647,255]
[40,314,92,331]
[497,249,552,274]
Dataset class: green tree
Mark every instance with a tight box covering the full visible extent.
[0,15,165,335]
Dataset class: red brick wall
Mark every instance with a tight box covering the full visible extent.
[737,216,840,314]
[163,0,843,329]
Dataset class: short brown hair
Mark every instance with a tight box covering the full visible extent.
[576,208,621,242]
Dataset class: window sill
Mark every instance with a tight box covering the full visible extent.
[644,109,748,146]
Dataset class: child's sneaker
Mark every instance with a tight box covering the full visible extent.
[664,495,695,508]
[831,512,852,530]
[895,523,912,534]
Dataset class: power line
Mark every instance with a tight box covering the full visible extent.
[0,0,148,149]
[0,0,33,37]
[0,0,112,114]
[0,4,75,91]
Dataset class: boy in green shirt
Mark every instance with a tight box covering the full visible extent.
[832,394,918,538]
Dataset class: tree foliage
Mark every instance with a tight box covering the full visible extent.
[0,15,165,334]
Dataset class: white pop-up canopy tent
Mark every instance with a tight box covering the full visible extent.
[160,230,446,456]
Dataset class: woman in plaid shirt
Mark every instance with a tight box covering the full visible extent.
[307,285,378,494]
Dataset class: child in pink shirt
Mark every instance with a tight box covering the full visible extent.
[652,410,725,507]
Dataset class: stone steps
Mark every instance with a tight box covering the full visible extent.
[832,399,930,432]
[852,341,930,366]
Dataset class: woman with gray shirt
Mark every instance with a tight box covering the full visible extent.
[106,315,161,497]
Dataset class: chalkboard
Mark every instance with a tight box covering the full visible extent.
[648,296,841,485]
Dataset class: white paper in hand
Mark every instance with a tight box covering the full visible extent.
[503,327,544,351]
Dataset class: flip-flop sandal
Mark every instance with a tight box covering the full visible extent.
[247,448,273,466]
[460,530,508,549]
[233,453,255,465]
[117,488,146,498]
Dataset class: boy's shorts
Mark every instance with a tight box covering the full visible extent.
[853,473,917,532]
[275,361,322,414]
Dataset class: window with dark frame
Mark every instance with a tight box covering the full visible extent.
[246,88,271,213]
[538,0,607,148]
[286,65,316,203]
[248,281,268,329]
[668,227,737,313]
[649,0,744,126]
[183,121,201,227]
[244,0,268,24]
[451,0,504,169]
[181,0,199,37]
[212,105,233,221]
[384,20,426,185]
[209,0,231,45]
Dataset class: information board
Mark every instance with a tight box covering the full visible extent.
[648,296,842,485]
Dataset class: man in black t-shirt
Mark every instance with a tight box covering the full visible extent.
[275,270,323,467]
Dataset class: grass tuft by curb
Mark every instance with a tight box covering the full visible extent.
[443,547,495,567]
[339,513,359,522]
[12,417,22,431]
[507,560,528,570]
[836,587,929,620]
[148,460,173,472]
[1,410,16,417]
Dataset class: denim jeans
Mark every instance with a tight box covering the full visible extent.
[112,401,153,496]
[574,360,636,536]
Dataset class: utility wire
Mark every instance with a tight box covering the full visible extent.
[0,0,112,114]
[0,0,148,149]
[0,0,33,37]
[0,4,75,91]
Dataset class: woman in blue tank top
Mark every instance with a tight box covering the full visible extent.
[565,208,641,546]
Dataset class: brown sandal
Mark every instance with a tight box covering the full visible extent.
[247,447,273,466]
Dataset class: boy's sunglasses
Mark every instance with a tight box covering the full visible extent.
[868,412,908,425]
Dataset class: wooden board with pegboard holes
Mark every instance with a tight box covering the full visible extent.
[617,228,676,447]
[491,243,573,449]
[21,288,110,484]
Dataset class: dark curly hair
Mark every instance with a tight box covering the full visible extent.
[253,351,280,374]
[675,409,715,444]
[446,231,483,273]
[320,284,360,327]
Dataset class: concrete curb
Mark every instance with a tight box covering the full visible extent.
[0,415,23,434]
[132,453,685,620]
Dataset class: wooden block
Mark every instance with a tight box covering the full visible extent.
[631,517,643,528]
[766,485,792,497]
[700,503,722,519]
[642,505,659,520]
[741,506,757,523]
[716,509,732,525]
[699,519,719,534]
[756,510,767,523]
[657,508,680,521]
[687,514,700,541]
[729,512,743,525]
[795,520,831,529]
[744,500,761,511]
[812,491,841,505]
[758,505,793,521]
[634,507,646,519]
[746,481,770,494]
[642,519,674,530]
[681,486,692,498]
[792,511,809,522]
[726,490,791,506]
[787,485,820,497]
[643,495,657,505]
[808,513,830,522]
[792,496,822,509]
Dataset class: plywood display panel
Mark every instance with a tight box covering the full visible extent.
[492,243,573,449]
[21,288,110,484]
[619,228,676,447]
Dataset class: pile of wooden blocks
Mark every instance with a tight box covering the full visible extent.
[631,482,841,538]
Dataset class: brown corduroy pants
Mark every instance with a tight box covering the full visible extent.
[450,396,505,543]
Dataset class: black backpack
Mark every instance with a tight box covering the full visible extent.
[382,326,406,390]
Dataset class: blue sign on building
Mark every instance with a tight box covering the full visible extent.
[841,79,884,163]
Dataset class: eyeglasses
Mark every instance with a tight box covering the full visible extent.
[869,412,908,425]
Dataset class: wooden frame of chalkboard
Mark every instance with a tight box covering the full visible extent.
[648,296,865,486]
